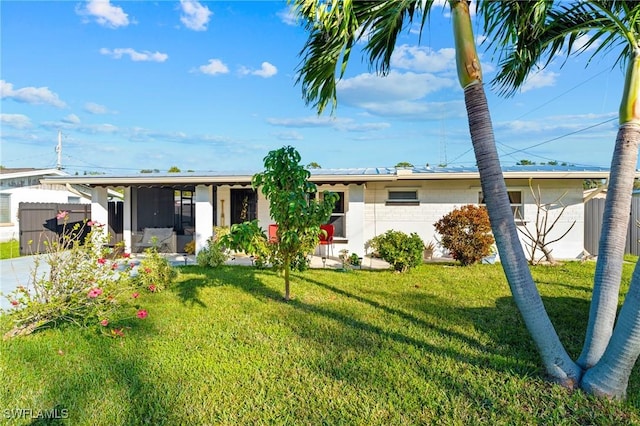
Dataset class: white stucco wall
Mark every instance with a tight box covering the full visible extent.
[0,186,90,242]
[363,179,586,260]
[194,179,587,260]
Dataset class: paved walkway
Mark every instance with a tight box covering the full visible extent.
[0,253,391,311]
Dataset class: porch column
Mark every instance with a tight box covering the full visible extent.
[123,187,132,253]
[346,184,365,256]
[195,185,214,253]
[91,186,109,241]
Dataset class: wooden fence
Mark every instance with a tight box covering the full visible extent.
[17,202,123,255]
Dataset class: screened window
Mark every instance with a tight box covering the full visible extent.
[0,194,11,223]
[322,191,345,238]
[479,191,524,220]
[386,189,419,205]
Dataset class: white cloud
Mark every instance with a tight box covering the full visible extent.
[496,112,617,134]
[0,80,66,108]
[357,99,466,119]
[76,0,130,28]
[84,102,111,114]
[391,45,456,73]
[272,131,304,141]
[100,48,168,62]
[337,71,456,105]
[197,59,229,75]
[1,113,32,129]
[240,62,278,78]
[267,116,390,132]
[520,69,559,93]
[62,114,81,124]
[277,7,298,26]
[180,0,212,31]
[574,34,600,53]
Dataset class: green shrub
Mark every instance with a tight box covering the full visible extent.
[196,239,228,268]
[134,245,177,292]
[367,230,425,272]
[434,204,495,266]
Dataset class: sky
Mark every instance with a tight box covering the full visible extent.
[0,0,629,175]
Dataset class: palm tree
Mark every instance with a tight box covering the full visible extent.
[481,0,640,399]
[291,0,581,389]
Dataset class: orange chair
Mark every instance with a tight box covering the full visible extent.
[268,224,278,243]
[318,224,334,257]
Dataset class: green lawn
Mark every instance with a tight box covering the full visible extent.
[0,239,20,259]
[1,262,639,425]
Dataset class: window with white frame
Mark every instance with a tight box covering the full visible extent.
[386,188,419,206]
[479,190,524,221]
[321,191,346,238]
[0,194,11,224]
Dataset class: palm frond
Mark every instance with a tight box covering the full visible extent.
[292,0,435,114]
[481,0,640,97]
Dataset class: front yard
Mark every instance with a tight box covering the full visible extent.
[1,262,639,424]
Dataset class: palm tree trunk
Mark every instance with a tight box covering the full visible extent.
[578,123,640,368]
[581,258,640,399]
[578,49,640,369]
[464,82,582,386]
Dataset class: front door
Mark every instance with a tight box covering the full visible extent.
[230,189,257,225]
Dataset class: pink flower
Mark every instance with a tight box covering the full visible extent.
[136,309,148,319]
[111,263,118,270]
[148,284,157,293]
[100,319,109,326]
[98,258,106,265]
[10,300,19,306]
[87,220,96,226]
[129,263,136,269]
[56,211,69,220]
[87,288,103,298]
[132,292,139,299]
[122,253,131,259]
[144,267,152,274]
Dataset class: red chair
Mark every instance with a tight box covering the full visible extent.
[318,224,334,257]
[268,224,278,243]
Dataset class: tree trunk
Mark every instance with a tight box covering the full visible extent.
[581,259,640,399]
[284,261,291,301]
[464,83,582,386]
[578,51,640,369]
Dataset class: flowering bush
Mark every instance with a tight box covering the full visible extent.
[1,215,147,338]
[132,245,177,292]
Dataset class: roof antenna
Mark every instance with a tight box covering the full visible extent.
[55,130,63,170]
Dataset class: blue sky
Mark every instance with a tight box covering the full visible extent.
[0,0,627,174]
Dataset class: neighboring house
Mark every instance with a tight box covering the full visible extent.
[40,165,620,260]
[0,168,92,242]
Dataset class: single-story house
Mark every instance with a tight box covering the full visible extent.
[39,165,619,260]
[0,168,94,242]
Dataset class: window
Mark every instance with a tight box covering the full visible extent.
[322,191,345,238]
[0,194,11,223]
[68,196,81,204]
[174,190,195,233]
[386,189,419,206]
[479,191,524,220]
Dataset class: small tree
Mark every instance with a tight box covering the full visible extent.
[434,205,495,266]
[518,180,576,265]
[252,146,338,300]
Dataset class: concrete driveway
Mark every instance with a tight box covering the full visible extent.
[0,255,50,311]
